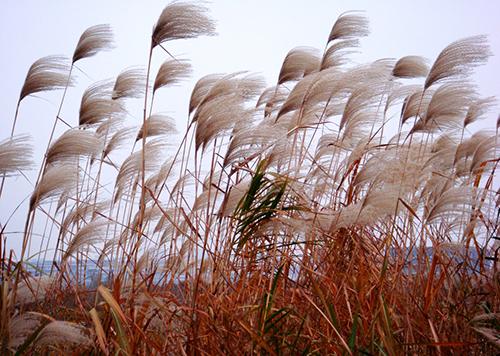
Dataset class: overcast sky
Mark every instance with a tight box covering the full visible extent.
[1,0,499,252]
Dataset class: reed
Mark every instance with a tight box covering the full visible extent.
[0,1,498,354]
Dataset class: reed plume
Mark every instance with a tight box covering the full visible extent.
[153,59,192,92]
[425,35,491,89]
[72,24,114,63]
[0,135,33,176]
[152,1,216,47]
[2,3,498,355]
[45,129,103,166]
[112,67,146,100]
[19,56,73,102]
[30,163,78,210]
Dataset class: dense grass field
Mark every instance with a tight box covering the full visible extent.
[0,2,498,354]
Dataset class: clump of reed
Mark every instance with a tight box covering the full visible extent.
[0,2,498,355]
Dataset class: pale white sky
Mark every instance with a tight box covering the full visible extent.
[1,0,499,252]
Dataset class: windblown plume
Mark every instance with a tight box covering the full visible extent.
[34,321,91,350]
[136,114,177,141]
[193,73,264,149]
[192,186,219,211]
[320,39,359,70]
[153,59,192,92]
[454,131,492,164]
[224,120,288,166]
[256,85,289,117]
[411,83,475,133]
[145,157,175,196]
[79,80,124,126]
[195,95,254,150]
[46,129,103,165]
[152,1,216,47]
[193,72,263,119]
[327,11,369,45]
[189,73,224,114]
[60,200,109,235]
[425,134,458,172]
[383,84,421,116]
[361,184,402,220]
[401,88,434,125]
[19,56,73,101]
[0,135,33,176]
[277,47,320,84]
[95,117,122,138]
[339,82,385,137]
[469,133,499,173]
[463,97,496,127]
[277,71,322,119]
[72,24,114,63]
[30,164,78,210]
[425,35,491,89]
[425,186,477,223]
[104,127,136,158]
[112,67,146,100]
[355,145,427,191]
[63,219,110,262]
[115,140,166,201]
[220,179,251,216]
[392,55,429,78]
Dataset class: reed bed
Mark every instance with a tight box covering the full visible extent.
[0,2,498,354]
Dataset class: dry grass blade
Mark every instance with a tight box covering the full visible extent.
[0,135,33,176]
[89,308,108,355]
[153,59,192,92]
[152,1,216,47]
[471,326,500,349]
[425,35,491,89]
[19,55,73,101]
[73,24,114,63]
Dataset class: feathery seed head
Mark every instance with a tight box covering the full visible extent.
[153,59,192,92]
[73,24,114,63]
[152,1,216,47]
[19,55,73,101]
[112,66,146,100]
[0,135,33,176]
[327,11,369,45]
[425,35,491,89]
